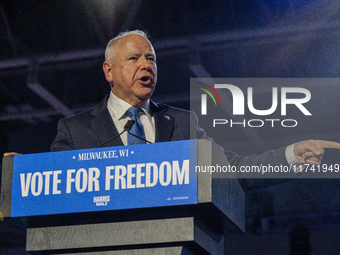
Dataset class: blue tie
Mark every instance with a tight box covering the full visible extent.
[125,107,146,145]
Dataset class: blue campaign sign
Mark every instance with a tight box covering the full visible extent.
[11,140,198,217]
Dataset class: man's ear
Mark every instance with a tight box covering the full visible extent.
[103,61,113,83]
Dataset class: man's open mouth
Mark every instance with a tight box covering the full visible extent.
[140,76,152,83]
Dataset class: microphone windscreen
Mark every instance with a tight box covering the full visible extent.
[124,120,135,131]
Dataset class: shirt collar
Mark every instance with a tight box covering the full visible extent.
[107,92,152,120]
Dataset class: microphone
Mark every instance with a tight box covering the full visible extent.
[127,130,152,144]
[95,120,135,148]
[124,119,135,131]
[125,119,152,144]
[121,119,153,144]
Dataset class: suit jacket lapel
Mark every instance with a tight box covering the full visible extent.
[151,101,174,143]
[90,96,124,147]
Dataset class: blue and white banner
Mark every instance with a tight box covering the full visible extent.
[11,140,198,217]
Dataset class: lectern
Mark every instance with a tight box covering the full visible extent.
[1,139,244,254]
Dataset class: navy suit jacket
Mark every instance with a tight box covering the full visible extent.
[50,96,201,150]
[51,96,289,190]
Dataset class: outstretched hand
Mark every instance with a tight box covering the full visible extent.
[293,140,340,165]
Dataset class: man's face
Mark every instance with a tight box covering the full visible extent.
[103,34,157,107]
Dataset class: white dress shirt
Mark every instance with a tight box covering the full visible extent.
[107,92,155,145]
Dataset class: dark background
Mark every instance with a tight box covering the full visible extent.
[1,0,340,254]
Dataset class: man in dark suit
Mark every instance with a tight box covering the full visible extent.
[50,30,198,150]
[5,30,340,181]
[49,30,290,171]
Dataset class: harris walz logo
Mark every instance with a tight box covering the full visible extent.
[194,79,312,128]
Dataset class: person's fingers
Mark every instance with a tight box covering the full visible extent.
[310,140,340,150]
[294,140,340,165]
[305,156,321,163]
[294,141,323,157]
[304,141,324,155]
[303,151,317,159]
[3,152,21,157]
[296,155,321,164]
[306,158,321,165]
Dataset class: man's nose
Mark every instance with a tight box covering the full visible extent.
[139,57,153,70]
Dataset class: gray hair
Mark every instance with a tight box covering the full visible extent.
[104,30,149,61]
